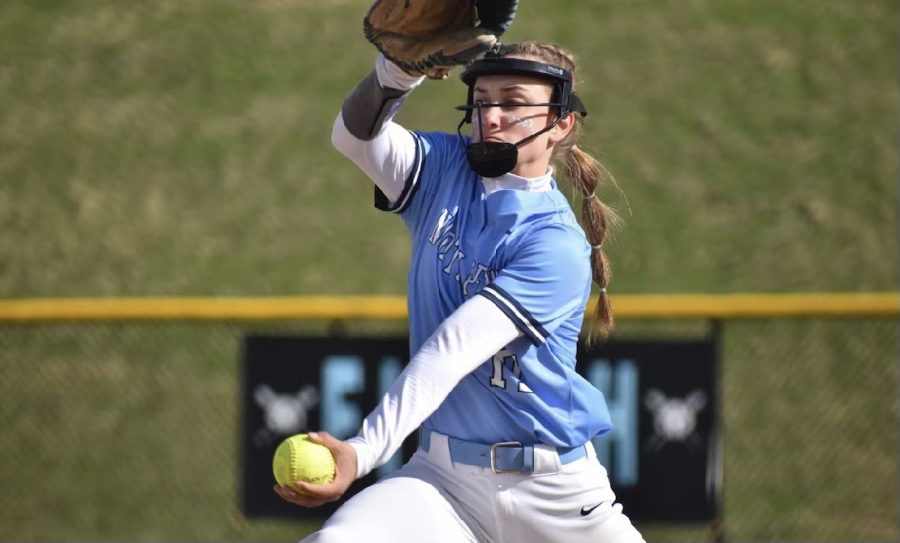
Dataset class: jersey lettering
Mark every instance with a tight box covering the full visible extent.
[489,349,533,393]
[437,233,457,260]
[427,208,495,297]
[428,208,455,245]
[461,264,489,296]
[443,244,465,275]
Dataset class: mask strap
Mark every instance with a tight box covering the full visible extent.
[457,101,486,144]
[474,101,485,142]
[459,102,564,149]
[511,114,564,149]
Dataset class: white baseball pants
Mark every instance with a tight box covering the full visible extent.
[301,431,645,543]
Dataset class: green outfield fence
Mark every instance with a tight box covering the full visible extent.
[1,292,897,543]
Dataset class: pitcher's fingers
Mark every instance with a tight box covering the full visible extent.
[292,480,343,503]
[305,431,337,447]
[272,485,331,508]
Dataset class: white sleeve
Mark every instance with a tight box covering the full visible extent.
[375,53,426,91]
[331,55,426,206]
[331,116,418,206]
[346,295,523,478]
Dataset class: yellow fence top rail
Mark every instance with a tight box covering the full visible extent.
[0,292,896,322]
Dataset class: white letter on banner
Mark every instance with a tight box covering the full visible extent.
[321,356,364,439]
[589,359,639,486]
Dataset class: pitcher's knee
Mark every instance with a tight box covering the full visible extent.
[301,525,387,543]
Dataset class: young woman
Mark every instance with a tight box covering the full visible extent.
[274,41,645,543]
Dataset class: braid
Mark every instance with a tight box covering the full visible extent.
[569,146,618,338]
[499,41,619,339]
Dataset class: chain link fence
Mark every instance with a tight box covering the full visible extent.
[0,313,896,542]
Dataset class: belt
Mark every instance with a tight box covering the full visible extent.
[419,428,588,474]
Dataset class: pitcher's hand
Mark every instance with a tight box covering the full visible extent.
[273,432,358,508]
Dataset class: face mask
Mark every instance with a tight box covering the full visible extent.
[455,56,588,178]
[457,101,565,178]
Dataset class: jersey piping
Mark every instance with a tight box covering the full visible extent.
[375,130,425,213]
[478,284,549,347]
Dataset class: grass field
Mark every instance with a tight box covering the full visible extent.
[1,0,897,541]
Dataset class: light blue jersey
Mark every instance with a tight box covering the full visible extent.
[376,130,612,449]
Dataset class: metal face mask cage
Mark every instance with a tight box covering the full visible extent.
[454,56,588,177]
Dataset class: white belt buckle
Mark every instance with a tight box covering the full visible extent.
[489,441,523,473]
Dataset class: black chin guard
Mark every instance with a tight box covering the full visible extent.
[466,141,518,178]
[455,56,588,177]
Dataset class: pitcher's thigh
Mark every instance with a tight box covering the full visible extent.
[504,459,645,543]
[301,475,476,543]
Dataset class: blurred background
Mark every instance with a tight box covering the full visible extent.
[1,0,897,541]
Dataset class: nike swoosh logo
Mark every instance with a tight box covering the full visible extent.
[580,502,605,516]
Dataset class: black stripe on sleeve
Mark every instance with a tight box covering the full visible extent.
[375,131,424,214]
[478,285,549,347]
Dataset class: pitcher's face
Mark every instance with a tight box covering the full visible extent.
[469,69,572,178]
[470,74,554,146]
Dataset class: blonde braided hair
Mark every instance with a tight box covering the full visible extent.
[497,41,619,338]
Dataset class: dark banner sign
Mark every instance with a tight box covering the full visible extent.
[241,336,719,523]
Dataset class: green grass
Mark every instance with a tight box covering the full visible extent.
[2,0,896,298]
[0,0,897,541]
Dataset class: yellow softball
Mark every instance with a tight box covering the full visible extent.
[272,433,336,492]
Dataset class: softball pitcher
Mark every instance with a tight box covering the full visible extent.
[273,10,645,542]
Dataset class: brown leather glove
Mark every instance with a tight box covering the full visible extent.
[364,0,519,80]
